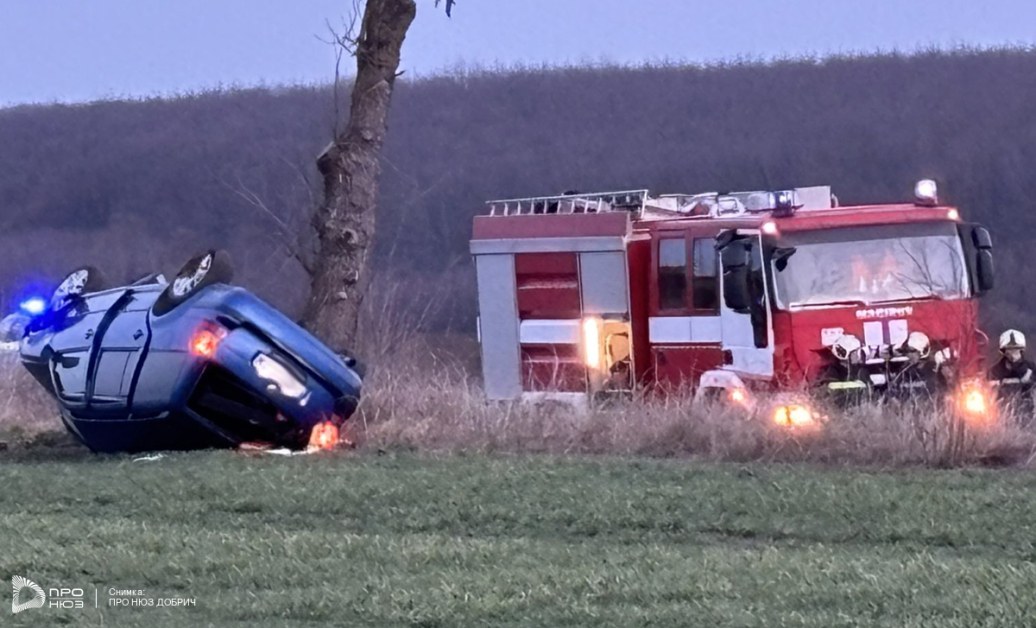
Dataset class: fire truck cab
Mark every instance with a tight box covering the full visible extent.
[470,181,994,403]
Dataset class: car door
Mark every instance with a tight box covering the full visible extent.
[45,291,124,402]
[86,291,153,407]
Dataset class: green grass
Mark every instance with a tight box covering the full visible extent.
[3,450,1036,627]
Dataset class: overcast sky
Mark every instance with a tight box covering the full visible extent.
[2,0,1035,105]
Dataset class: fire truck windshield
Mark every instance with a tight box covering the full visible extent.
[769,222,969,310]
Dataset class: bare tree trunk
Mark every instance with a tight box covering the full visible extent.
[303,0,417,349]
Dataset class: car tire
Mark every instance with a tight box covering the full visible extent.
[52,266,107,307]
[152,250,234,316]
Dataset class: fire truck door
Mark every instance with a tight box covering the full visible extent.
[719,231,774,378]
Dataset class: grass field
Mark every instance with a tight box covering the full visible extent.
[3,449,1036,627]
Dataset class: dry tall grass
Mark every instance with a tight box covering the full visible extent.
[355,363,1036,468]
[3,337,1034,467]
[0,352,58,437]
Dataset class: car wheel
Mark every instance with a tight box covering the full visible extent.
[51,266,106,307]
[152,250,234,316]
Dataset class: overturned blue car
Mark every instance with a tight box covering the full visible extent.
[17,251,363,453]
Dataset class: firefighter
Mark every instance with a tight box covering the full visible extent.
[989,329,1036,417]
[889,331,940,399]
[933,347,958,390]
[819,334,872,405]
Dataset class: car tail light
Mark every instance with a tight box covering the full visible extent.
[308,421,339,451]
[190,323,226,359]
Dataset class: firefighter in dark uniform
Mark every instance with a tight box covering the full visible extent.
[889,332,940,400]
[989,329,1036,419]
[819,334,872,406]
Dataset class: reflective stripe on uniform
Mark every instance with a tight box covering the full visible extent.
[827,381,867,390]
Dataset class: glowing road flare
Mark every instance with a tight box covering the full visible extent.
[956,381,994,424]
[308,421,340,451]
[964,388,986,414]
[773,404,816,428]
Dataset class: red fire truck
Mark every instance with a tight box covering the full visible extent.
[470,181,995,414]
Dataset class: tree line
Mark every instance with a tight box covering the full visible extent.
[1,46,1034,333]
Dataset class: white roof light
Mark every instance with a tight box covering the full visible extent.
[914,179,939,206]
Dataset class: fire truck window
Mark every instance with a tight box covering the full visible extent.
[658,238,687,310]
[692,239,719,311]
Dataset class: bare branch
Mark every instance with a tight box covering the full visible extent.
[316,2,364,138]
[221,176,317,276]
[435,0,456,17]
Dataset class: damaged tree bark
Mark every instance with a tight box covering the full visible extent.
[303,0,417,349]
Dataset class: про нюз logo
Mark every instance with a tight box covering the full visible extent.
[11,576,45,614]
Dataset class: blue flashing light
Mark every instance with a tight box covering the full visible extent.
[19,297,47,317]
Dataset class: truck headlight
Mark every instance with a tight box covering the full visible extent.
[253,354,309,400]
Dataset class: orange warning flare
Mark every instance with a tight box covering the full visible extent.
[308,421,340,451]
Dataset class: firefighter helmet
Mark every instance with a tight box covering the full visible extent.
[999,329,1026,351]
[902,331,931,358]
[831,334,862,361]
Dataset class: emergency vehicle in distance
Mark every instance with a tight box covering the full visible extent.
[470,180,996,417]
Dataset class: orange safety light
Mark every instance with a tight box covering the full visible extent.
[773,404,817,429]
[308,421,340,451]
[956,380,996,425]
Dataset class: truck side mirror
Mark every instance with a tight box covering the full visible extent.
[972,226,993,250]
[976,249,994,293]
[719,240,752,314]
[971,226,994,294]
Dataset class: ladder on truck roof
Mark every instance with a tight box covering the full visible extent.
[485,186,833,219]
[486,190,649,216]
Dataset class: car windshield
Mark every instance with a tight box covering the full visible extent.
[770,222,968,309]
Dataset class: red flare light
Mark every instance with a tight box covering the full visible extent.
[308,421,340,451]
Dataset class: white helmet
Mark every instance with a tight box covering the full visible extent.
[831,334,862,361]
[1000,329,1026,351]
[902,331,931,358]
